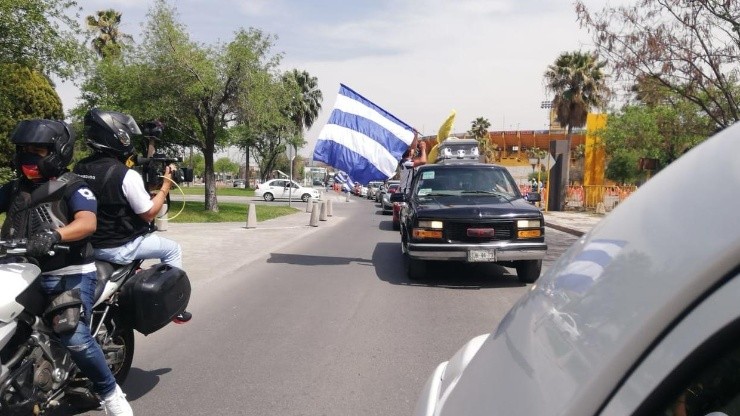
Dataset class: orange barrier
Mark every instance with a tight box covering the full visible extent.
[565,185,638,211]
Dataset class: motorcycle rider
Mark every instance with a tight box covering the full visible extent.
[0,119,133,415]
[73,108,192,323]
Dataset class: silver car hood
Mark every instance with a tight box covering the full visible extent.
[421,123,740,416]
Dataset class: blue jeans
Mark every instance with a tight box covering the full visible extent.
[41,271,116,397]
[94,232,182,268]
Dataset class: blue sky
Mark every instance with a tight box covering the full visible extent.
[59,0,613,158]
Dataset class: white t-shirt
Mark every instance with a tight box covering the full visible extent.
[122,170,154,214]
[399,158,415,193]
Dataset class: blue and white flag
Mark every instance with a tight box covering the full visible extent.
[334,170,354,193]
[313,84,415,184]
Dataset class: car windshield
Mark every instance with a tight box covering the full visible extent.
[413,166,519,198]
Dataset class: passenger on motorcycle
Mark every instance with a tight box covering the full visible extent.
[74,108,191,323]
[0,119,133,415]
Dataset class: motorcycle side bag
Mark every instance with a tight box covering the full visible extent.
[121,263,191,335]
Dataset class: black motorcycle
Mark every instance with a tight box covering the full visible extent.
[0,240,190,414]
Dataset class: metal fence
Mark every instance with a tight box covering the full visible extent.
[520,184,638,212]
[564,185,637,211]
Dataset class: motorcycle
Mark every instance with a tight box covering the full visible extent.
[0,240,191,414]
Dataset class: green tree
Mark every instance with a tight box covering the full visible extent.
[214,157,238,179]
[0,0,87,80]
[281,69,323,177]
[576,0,740,128]
[231,71,296,182]
[183,152,204,179]
[282,69,323,137]
[544,50,608,209]
[601,103,711,184]
[605,152,641,185]
[79,0,283,212]
[468,117,494,162]
[0,63,63,180]
[86,9,132,59]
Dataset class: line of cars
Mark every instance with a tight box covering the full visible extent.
[355,180,403,225]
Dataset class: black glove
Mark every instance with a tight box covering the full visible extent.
[27,230,62,257]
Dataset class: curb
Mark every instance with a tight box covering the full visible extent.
[545,222,584,237]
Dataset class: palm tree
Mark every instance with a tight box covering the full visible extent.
[469,117,494,162]
[544,51,608,208]
[282,69,323,178]
[86,9,132,59]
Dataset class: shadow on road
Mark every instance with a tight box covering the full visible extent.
[123,367,171,401]
[372,242,526,289]
[43,367,170,415]
[265,247,525,290]
[378,220,395,231]
[267,252,373,266]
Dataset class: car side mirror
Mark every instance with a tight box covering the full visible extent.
[390,192,407,203]
[526,192,541,202]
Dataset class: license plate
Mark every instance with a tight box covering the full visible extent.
[468,249,495,262]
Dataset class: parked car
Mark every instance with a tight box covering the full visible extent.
[381,183,400,214]
[377,180,399,203]
[255,179,320,202]
[233,179,246,188]
[414,125,740,416]
[367,181,383,200]
[394,162,545,281]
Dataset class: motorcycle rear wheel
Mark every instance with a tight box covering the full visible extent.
[111,328,134,384]
[99,320,135,384]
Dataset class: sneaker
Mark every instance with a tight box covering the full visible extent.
[173,310,192,324]
[101,384,133,416]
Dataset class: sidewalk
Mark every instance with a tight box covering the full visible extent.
[543,210,605,237]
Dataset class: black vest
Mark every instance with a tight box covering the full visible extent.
[0,173,93,272]
[74,154,152,248]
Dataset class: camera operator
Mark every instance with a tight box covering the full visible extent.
[74,108,191,323]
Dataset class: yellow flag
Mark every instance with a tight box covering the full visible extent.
[428,110,456,163]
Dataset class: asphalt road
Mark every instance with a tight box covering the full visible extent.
[71,196,578,416]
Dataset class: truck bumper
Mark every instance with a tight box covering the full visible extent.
[408,241,547,262]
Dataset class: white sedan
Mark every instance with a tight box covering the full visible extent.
[255,179,320,202]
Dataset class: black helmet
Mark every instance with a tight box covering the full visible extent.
[10,119,75,178]
[83,108,141,158]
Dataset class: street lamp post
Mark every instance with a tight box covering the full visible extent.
[528,157,538,175]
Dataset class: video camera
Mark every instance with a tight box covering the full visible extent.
[132,120,194,189]
[131,154,193,188]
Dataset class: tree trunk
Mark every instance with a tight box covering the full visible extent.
[245,146,250,188]
[204,142,219,212]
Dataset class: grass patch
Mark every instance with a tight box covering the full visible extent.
[168,201,299,223]
[173,185,255,197]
